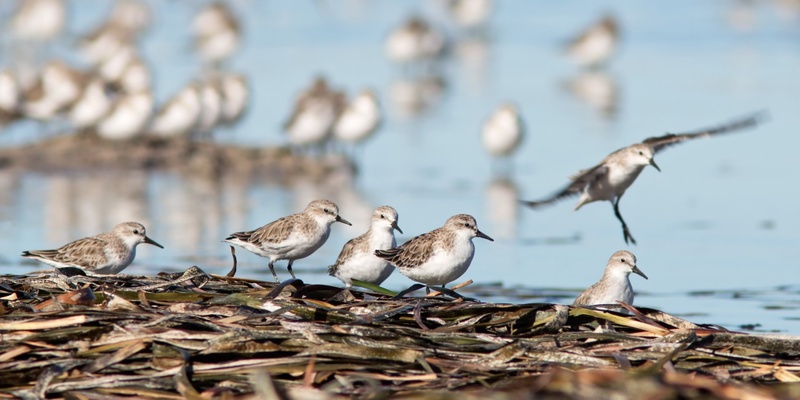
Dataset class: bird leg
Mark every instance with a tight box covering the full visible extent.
[287,260,296,279]
[268,261,279,283]
[613,197,637,245]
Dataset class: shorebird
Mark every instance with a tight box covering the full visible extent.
[96,91,153,140]
[520,113,764,244]
[150,83,202,139]
[69,78,113,130]
[329,206,402,288]
[283,77,345,149]
[192,2,241,65]
[481,103,525,159]
[225,199,351,282]
[215,72,248,127]
[573,250,647,309]
[10,0,66,43]
[385,15,447,64]
[375,214,493,290]
[566,14,619,69]
[333,89,382,148]
[0,70,22,126]
[21,222,163,275]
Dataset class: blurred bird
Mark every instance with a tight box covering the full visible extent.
[566,14,619,69]
[481,103,524,159]
[192,2,241,65]
[216,72,249,127]
[10,0,66,42]
[96,91,153,140]
[333,89,382,149]
[564,71,619,119]
[78,0,150,66]
[284,76,345,149]
[197,79,223,136]
[520,114,764,244]
[150,83,202,139]
[0,71,22,126]
[446,0,493,30]
[389,75,446,118]
[68,78,113,130]
[385,15,447,64]
[23,60,87,122]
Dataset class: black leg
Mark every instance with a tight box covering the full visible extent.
[268,261,279,283]
[613,197,637,245]
[287,260,296,279]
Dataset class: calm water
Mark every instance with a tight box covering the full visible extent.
[1,1,799,333]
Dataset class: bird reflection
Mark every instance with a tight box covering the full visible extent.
[388,74,446,119]
[563,71,619,120]
[455,35,491,94]
[484,176,519,240]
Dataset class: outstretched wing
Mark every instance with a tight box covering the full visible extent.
[520,163,608,208]
[644,112,766,154]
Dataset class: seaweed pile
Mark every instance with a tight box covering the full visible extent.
[1,263,799,399]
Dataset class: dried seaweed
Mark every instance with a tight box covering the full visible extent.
[1,266,799,399]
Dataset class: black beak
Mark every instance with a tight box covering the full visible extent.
[476,229,494,242]
[632,265,648,279]
[144,236,164,249]
[336,215,352,226]
[649,158,661,172]
[391,221,403,234]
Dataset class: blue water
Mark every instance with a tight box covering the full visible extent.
[1,0,799,333]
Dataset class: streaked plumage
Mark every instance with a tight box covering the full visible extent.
[329,206,402,287]
[21,222,163,275]
[225,199,352,282]
[375,214,493,287]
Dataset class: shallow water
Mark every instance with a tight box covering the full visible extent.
[1,1,799,333]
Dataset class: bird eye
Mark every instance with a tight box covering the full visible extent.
[638,151,643,156]
[380,214,385,219]
[620,258,625,263]
[133,230,140,234]
[464,223,470,227]
[323,208,329,213]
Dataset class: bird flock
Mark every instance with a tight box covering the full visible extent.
[8,1,768,309]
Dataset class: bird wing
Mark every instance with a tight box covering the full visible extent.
[24,236,109,268]
[328,233,368,275]
[520,163,608,208]
[643,112,765,154]
[374,231,437,269]
[247,215,302,245]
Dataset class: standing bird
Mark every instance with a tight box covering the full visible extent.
[283,77,345,150]
[566,14,619,69]
[520,113,764,244]
[10,0,66,43]
[192,2,241,66]
[21,222,163,275]
[573,250,647,309]
[333,89,382,149]
[385,15,447,65]
[329,206,402,288]
[481,103,525,159]
[225,199,351,282]
[375,214,493,290]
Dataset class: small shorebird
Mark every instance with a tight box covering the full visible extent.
[216,72,248,126]
[375,214,493,290]
[192,2,241,65]
[69,78,113,130]
[0,70,22,126]
[333,89,382,148]
[21,222,163,275]
[566,14,619,69]
[520,113,764,244]
[385,15,447,64]
[150,83,202,139]
[197,79,223,136]
[446,0,493,30]
[481,103,525,159]
[225,199,352,282]
[329,206,402,288]
[23,60,87,122]
[96,91,153,140]
[10,0,66,42]
[283,77,345,149]
[573,250,647,309]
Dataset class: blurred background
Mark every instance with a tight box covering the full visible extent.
[0,0,798,333]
